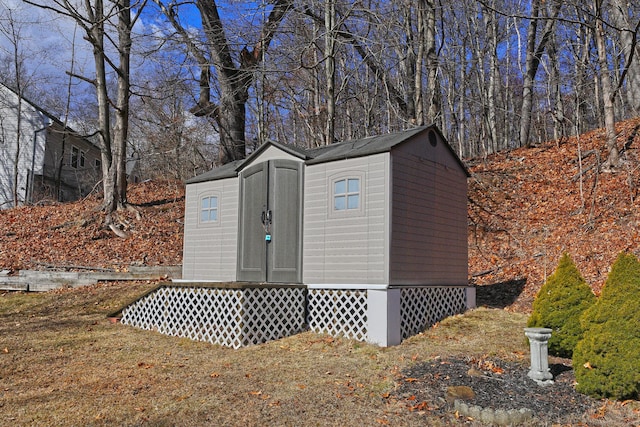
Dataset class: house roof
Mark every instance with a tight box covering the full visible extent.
[0,82,98,150]
[186,124,469,184]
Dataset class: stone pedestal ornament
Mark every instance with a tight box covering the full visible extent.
[524,327,554,385]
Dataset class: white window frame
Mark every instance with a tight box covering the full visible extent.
[328,172,365,218]
[199,194,220,226]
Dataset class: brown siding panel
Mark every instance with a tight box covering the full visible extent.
[389,137,468,285]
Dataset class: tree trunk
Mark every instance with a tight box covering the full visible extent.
[610,0,640,115]
[519,0,561,147]
[595,3,620,171]
[86,0,117,216]
[423,0,440,125]
[186,0,293,163]
[324,0,336,145]
[484,1,499,153]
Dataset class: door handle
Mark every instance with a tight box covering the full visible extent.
[261,209,272,226]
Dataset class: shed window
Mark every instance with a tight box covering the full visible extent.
[334,178,360,211]
[200,196,218,223]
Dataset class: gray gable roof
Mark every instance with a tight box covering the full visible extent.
[185,125,468,184]
[305,125,430,165]
[186,160,243,184]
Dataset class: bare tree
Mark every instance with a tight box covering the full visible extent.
[1,8,26,207]
[519,0,562,148]
[0,5,42,207]
[153,0,293,163]
[24,0,147,230]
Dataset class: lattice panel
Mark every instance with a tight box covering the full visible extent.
[307,289,367,341]
[120,286,306,348]
[400,287,467,339]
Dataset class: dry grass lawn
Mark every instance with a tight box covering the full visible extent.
[1,282,637,426]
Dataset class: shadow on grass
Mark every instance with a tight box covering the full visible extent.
[476,278,526,309]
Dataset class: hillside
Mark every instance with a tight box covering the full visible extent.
[2,118,640,311]
[469,117,640,310]
[0,180,185,271]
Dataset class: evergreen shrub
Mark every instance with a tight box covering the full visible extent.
[573,252,640,400]
[527,253,595,358]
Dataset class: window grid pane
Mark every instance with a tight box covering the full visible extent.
[333,178,360,211]
[201,196,218,223]
[347,194,359,209]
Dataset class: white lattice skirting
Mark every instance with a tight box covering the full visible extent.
[307,286,468,343]
[307,289,368,341]
[120,285,470,348]
[120,285,307,349]
[399,287,467,339]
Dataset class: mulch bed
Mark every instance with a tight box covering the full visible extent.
[395,356,599,425]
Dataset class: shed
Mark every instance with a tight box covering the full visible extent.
[121,125,475,347]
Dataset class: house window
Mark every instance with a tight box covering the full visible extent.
[71,147,79,168]
[333,178,360,211]
[200,196,219,223]
[95,159,101,169]
[71,147,85,169]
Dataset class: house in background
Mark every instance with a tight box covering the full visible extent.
[121,125,475,348]
[0,83,101,208]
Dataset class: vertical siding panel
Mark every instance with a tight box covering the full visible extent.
[182,178,238,281]
[389,135,468,285]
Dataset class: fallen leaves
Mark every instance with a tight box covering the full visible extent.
[0,180,184,271]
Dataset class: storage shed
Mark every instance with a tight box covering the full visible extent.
[121,125,475,347]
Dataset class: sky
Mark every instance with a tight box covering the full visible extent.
[0,0,175,107]
[0,0,96,84]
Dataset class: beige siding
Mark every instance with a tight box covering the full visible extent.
[244,145,301,165]
[389,133,468,285]
[303,153,390,284]
[182,178,239,280]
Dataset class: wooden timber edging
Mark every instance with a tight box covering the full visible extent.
[0,266,182,293]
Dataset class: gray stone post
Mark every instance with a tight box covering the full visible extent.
[524,327,554,385]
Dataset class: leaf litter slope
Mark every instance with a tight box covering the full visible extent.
[469,116,640,311]
[0,180,184,271]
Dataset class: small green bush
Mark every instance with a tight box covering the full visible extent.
[573,252,640,400]
[527,253,595,358]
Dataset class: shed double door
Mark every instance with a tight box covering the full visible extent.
[237,159,303,283]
